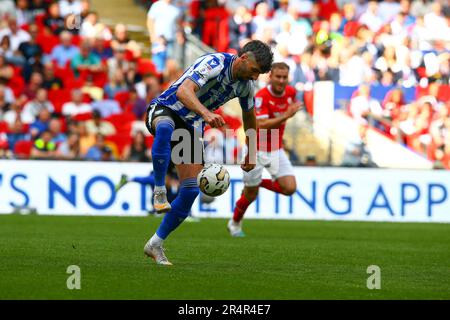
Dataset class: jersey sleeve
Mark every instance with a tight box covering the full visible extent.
[186,55,224,88]
[254,90,270,119]
[238,81,255,112]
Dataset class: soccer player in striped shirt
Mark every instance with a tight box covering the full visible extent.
[143,40,273,265]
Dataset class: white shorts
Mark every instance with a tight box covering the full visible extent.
[243,149,295,187]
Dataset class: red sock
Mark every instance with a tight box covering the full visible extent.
[233,194,251,223]
[260,179,283,194]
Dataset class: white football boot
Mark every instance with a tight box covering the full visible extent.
[153,189,171,213]
[144,240,173,266]
[227,219,245,237]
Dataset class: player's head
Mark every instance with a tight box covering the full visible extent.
[236,40,273,81]
[269,62,289,95]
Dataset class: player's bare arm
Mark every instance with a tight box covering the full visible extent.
[258,101,302,129]
[176,79,225,128]
[241,108,257,172]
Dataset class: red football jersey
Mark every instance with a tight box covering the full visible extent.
[255,85,296,152]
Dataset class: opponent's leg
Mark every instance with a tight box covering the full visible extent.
[228,186,258,237]
[260,175,296,196]
[260,150,297,196]
[145,164,202,265]
[228,161,263,237]
[151,117,175,213]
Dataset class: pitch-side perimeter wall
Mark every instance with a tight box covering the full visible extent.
[0,160,448,222]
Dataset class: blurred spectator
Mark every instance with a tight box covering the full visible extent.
[44,1,66,35]
[106,45,129,80]
[162,58,183,87]
[23,71,44,100]
[59,0,82,17]
[85,109,116,136]
[18,23,42,64]
[30,0,48,17]
[3,102,33,125]
[22,88,54,122]
[339,46,366,86]
[49,31,79,68]
[49,118,66,144]
[56,132,80,160]
[85,133,112,161]
[77,121,95,156]
[151,35,168,73]
[0,54,13,82]
[0,85,10,116]
[111,24,140,58]
[0,1,15,20]
[342,125,376,167]
[147,0,182,58]
[91,99,121,118]
[23,50,45,82]
[303,154,317,166]
[125,87,147,120]
[80,75,104,101]
[349,84,383,126]
[122,130,150,162]
[104,70,128,99]
[0,17,31,52]
[62,89,93,117]
[378,0,402,24]
[252,2,274,41]
[7,118,29,151]
[42,63,63,90]
[228,6,254,52]
[31,130,56,159]
[135,73,161,101]
[124,61,142,86]
[91,36,113,61]
[71,40,102,77]
[29,108,51,139]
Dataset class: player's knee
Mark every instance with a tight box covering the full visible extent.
[154,120,174,137]
[244,187,258,202]
[281,184,296,196]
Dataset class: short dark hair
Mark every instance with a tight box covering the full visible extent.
[238,40,273,74]
[271,62,290,72]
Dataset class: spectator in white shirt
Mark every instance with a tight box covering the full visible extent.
[424,2,449,41]
[62,89,93,117]
[59,0,82,17]
[22,88,54,122]
[0,17,31,52]
[359,1,384,33]
[349,84,383,126]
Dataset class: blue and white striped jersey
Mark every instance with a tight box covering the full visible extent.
[151,53,255,132]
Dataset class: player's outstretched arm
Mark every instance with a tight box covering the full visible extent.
[241,108,257,172]
[176,79,225,128]
[258,102,302,129]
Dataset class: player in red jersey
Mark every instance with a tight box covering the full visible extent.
[227,62,302,237]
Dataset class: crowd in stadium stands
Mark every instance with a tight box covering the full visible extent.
[0,0,449,169]
[175,0,449,168]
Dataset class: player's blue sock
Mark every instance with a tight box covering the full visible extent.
[151,121,174,188]
[156,178,199,239]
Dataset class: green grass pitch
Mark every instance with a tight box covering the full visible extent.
[0,215,449,299]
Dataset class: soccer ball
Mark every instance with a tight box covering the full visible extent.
[197,164,230,197]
